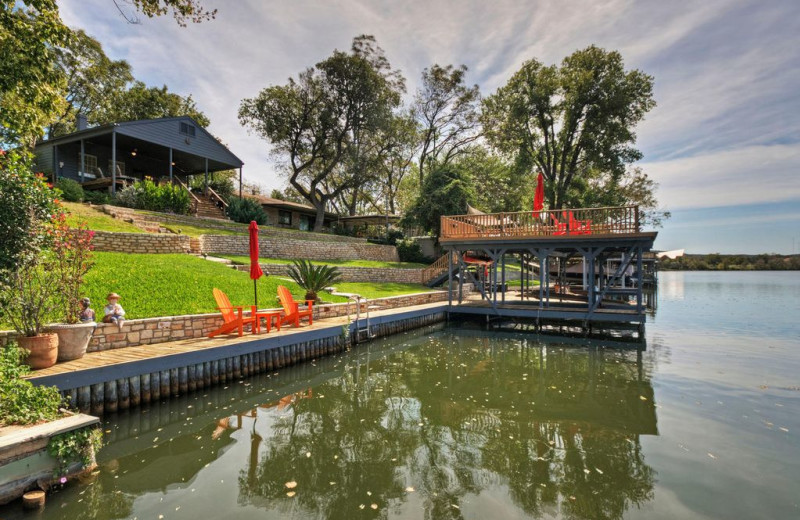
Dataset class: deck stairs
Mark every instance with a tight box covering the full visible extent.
[422,254,454,287]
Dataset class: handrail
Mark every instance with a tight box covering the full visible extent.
[440,205,641,240]
[172,176,201,214]
[205,186,229,208]
[421,253,451,284]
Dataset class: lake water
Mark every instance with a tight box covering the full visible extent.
[3,271,799,519]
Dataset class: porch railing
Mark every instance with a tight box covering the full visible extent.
[440,206,640,240]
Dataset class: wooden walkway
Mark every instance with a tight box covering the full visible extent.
[28,302,447,383]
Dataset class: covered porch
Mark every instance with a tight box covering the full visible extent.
[34,116,245,201]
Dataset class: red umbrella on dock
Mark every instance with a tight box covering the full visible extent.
[533,171,545,217]
[248,221,264,307]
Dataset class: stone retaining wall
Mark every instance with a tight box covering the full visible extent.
[101,205,370,243]
[91,231,191,254]
[0,290,463,351]
[200,234,399,262]
[236,263,423,284]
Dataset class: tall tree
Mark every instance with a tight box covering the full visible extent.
[114,0,216,26]
[48,28,134,137]
[0,0,69,148]
[413,64,481,184]
[401,163,476,236]
[457,147,528,213]
[482,45,656,210]
[101,81,210,126]
[239,36,403,231]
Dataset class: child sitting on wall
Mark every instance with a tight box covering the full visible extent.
[79,297,96,322]
[103,292,126,330]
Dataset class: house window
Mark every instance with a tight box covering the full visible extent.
[80,153,97,173]
[299,215,312,231]
[179,122,196,137]
[279,210,292,226]
[108,160,125,176]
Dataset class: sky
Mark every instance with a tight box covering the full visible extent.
[57,0,800,254]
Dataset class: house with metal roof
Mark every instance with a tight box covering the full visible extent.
[34,116,244,218]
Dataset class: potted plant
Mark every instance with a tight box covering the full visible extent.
[0,151,62,368]
[0,254,62,369]
[47,213,96,361]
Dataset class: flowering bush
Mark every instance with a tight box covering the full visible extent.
[51,212,95,324]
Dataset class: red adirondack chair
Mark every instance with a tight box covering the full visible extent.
[277,285,314,327]
[208,288,257,338]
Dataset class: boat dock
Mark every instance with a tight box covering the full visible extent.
[438,205,657,329]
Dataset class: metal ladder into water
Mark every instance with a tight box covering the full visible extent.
[350,295,375,344]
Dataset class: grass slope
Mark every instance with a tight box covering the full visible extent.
[82,253,435,320]
[62,202,144,233]
[220,255,428,269]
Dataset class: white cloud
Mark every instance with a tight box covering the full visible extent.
[643,143,800,210]
[57,0,800,207]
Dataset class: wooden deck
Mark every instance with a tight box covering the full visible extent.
[440,205,647,243]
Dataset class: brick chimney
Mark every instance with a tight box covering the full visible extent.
[76,113,88,131]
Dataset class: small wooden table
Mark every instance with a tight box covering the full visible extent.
[254,311,283,333]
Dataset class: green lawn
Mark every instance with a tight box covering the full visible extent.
[81,253,436,320]
[220,255,428,269]
[63,202,144,233]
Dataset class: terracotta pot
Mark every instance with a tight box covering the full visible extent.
[50,322,96,361]
[18,333,59,369]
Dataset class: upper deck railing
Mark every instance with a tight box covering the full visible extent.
[440,205,640,241]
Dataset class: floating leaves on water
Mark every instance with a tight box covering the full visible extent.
[451,504,460,509]
[306,451,312,458]
[371,504,378,509]
[406,486,415,493]
[639,396,647,401]
[595,468,604,474]
[707,453,716,459]
[359,504,365,510]
[286,491,296,497]
[285,481,297,489]
[583,469,591,474]
[779,427,789,432]
[367,491,372,496]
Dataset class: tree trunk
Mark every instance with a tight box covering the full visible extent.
[313,203,326,232]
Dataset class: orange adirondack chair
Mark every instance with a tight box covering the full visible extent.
[277,285,314,327]
[208,288,257,338]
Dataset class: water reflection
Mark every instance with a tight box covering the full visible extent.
[3,325,658,520]
[235,329,657,519]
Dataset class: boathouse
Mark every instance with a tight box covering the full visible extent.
[435,206,657,329]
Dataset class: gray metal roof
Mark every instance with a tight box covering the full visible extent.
[36,116,243,169]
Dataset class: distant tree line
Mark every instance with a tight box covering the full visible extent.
[660,254,800,271]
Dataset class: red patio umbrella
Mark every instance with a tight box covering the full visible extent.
[248,221,264,307]
[533,171,545,217]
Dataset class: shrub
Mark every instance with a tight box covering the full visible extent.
[112,180,191,214]
[287,260,342,302]
[396,238,427,264]
[227,197,268,225]
[114,184,139,208]
[83,190,110,205]
[0,150,59,272]
[0,343,63,426]
[55,178,84,202]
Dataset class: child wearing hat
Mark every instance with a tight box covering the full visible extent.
[103,292,126,330]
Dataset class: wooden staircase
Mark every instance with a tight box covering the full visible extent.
[194,194,227,220]
[422,254,453,287]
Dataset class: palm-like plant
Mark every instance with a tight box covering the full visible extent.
[287,260,342,302]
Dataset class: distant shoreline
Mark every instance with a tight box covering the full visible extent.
[659,253,799,271]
